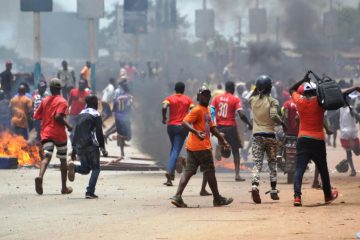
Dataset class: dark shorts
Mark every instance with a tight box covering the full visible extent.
[217,125,242,149]
[116,116,131,140]
[41,139,67,159]
[184,149,215,174]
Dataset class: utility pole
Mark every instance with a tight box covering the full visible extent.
[202,0,207,63]
[88,18,96,91]
[256,0,260,42]
[33,12,41,87]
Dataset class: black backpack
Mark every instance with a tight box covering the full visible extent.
[310,71,346,110]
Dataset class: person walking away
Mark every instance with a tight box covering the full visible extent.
[68,79,90,143]
[249,75,285,204]
[10,84,32,140]
[211,81,252,181]
[101,78,115,122]
[170,86,233,208]
[57,60,76,100]
[0,90,11,131]
[162,82,194,186]
[0,61,14,99]
[289,72,349,206]
[32,80,49,143]
[339,91,360,176]
[68,95,108,199]
[80,61,91,88]
[326,109,340,148]
[113,82,133,157]
[34,78,73,195]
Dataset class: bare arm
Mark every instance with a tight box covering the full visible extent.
[237,109,252,130]
[210,126,229,147]
[182,121,204,140]
[289,71,311,94]
[342,85,360,96]
[162,103,169,124]
[55,113,72,131]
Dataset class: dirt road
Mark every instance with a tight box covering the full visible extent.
[0,165,359,240]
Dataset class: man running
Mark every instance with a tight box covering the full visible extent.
[249,75,285,204]
[34,78,73,195]
[162,81,194,186]
[113,82,133,157]
[68,95,108,199]
[211,81,252,181]
[170,86,233,208]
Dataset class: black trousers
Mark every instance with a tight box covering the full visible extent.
[294,137,332,198]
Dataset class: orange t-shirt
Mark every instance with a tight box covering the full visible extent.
[292,91,325,140]
[81,66,91,87]
[10,95,32,128]
[183,105,214,151]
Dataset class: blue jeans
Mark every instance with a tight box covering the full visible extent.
[75,148,100,194]
[166,125,188,174]
[294,137,332,198]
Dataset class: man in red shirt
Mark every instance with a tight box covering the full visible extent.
[289,72,340,206]
[68,79,90,143]
[211,81,252,181]
[162,82,194,186]
[34,78,73,195]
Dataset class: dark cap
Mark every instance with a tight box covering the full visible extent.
[49,78,62,88]
[38,80,47,88]
[198,85,211,95]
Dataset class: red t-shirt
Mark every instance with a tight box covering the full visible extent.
[163,94,194,125]
[69,89,90,115]
[283,99,299,136]
[211,92,242,126]
[292,91,325,140]
[34,95,68,143]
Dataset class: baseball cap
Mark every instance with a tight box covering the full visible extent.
[49,78,62,88]
[198,85,211,95]
[303,82,316,92]
[5,60,12,65]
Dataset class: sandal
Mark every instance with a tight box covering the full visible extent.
[61,186,73,194]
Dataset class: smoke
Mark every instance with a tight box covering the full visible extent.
[280,0,325,52]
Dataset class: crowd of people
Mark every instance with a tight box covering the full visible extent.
[162,71,360,208]
[0,58,359,207]
[0,59,135,198]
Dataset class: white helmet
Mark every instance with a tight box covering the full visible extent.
[303,82,316,92]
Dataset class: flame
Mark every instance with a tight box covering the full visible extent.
[215,157,252,172]
[0,131,41,166]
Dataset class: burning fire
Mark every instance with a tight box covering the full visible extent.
[0,131,41,166]
[215,157,252,172]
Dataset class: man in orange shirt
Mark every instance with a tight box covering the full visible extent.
[10,84,32,139]
[290,72,339,206]
[80,61,91,88]
[170,86,233,208]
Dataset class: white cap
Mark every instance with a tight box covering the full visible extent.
[303,82,316,92]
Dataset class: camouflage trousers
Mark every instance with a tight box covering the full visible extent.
[251,135,278,185]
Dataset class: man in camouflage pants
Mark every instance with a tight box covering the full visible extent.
[248,75,286,204]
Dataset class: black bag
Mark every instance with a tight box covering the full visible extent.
[310,71,346,110]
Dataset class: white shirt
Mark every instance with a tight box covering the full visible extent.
[101,84,115,103]
[340,107,358,139]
